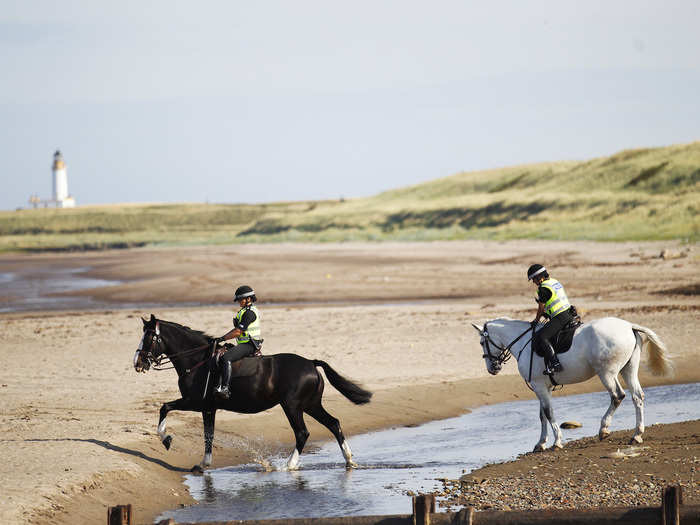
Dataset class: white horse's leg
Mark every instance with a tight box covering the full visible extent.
[597,373,626,440]
[534,405,548,452]
[620,342,645,444]
[533,385,562,450]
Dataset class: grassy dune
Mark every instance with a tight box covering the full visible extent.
[1,142,698,252]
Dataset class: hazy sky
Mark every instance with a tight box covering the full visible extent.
[1,1,698,210]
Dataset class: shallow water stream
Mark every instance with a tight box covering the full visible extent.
[159,382,700,523]
[0,267,119,312]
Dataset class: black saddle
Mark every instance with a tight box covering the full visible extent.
[532,307,582,357]
[552,309,582,354]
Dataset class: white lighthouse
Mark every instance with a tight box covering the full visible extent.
[51,150,75,208]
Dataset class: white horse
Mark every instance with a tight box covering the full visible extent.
[471,317,673,451]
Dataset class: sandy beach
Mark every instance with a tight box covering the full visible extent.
[0,240,697,524]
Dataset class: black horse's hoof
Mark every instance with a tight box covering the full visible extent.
[191,464,204,474]
[162,435,173,450]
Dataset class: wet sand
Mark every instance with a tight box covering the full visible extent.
[0,240,697,524]
[439,418,700,511]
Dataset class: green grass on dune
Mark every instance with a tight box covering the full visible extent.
[1,142,698,252]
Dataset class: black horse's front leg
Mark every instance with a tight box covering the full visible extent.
[201,410,216,468]
[158,398,198,450]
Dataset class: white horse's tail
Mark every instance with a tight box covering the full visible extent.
[631,324,674,377]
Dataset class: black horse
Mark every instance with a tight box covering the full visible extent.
[133,315,372,470]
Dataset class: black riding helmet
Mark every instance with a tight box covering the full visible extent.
[234,285,257,303]
[527,264,548,281]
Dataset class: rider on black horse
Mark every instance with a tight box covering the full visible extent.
[528,264,574,375]
[214,285,263,399]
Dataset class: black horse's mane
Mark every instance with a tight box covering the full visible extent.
[158,319,215,341]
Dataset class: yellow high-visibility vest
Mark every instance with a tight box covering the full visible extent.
[234,305,261,343]
[538,278,571,318]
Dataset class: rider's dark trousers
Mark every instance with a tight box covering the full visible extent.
[217,342,256,392]
[220,342,256,363]
[534,310,573,355]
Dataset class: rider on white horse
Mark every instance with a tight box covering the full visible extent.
[527,264,573,376]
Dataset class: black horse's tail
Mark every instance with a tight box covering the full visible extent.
[313,360,372,405]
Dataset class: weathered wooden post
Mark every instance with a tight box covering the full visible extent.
[454,506,475,525]
[412,494,436,525]
[107,504,132,525]
[662,484,682,525]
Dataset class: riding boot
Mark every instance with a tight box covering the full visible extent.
[542,341,563,375]
[215,360,232,399]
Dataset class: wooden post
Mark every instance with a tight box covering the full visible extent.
[107,504,132,525]
[662,484,682,525]
[454,507,475,525]
[412,494,436,525]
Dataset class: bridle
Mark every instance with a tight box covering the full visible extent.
[134,321,165,371]
[134,320,214,373]
[479,322,533,370]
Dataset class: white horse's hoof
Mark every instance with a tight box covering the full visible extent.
[552,442,563,450]
[599,429,610,441]
[630,435,643,444]
[345,460,358,470]
[533,443,546,452]
[191,464,205,474]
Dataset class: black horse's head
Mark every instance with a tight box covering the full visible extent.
[134,314,164,373]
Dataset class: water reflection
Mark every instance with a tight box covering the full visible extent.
[160,383,700,523]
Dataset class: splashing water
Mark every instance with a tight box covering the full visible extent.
[216,435,288,472]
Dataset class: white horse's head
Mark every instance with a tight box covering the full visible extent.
[472,321,504,375]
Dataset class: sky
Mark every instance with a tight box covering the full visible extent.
[1,1,699,210]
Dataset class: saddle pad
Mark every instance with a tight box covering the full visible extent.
[230,356,262,378]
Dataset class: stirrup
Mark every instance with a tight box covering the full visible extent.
[214,386,230,399]
[543,362,563,375]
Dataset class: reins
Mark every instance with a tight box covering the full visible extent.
[482,323,533,366]
[482,323,540,392]
[480,319,569,392]
[484,322,564,391]
[151,344,211,372]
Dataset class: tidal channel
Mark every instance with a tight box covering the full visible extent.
[159,382,700,523]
